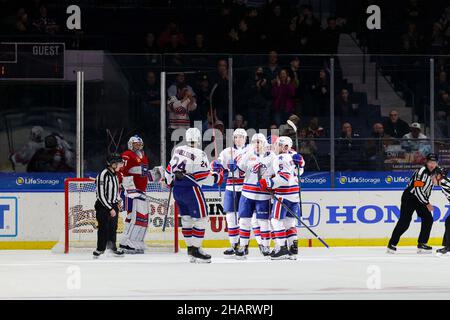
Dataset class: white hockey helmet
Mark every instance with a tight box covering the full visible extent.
[278,136,293,150]
[30,126,44,142]
[128,135,144,150]
[186,127,202,144]
[251,133,267,147]
[233,128,247,138]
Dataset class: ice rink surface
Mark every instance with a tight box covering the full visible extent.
[1,247,450,300]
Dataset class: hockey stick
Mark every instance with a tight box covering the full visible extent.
[209,83,220,197]
[270,193,329,248]
[287,119,303,217]
[4,116,15,172]
[162,186,173,232]
[230,146,238,225]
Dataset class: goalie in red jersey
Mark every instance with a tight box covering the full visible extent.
[118,135,162,254]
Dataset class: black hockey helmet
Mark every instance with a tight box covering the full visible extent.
[435,166,448,178]
[426,153,438,162]
[106,153,123,166]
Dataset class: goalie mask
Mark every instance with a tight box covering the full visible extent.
[30,126,44,143]
[128,135,144,151]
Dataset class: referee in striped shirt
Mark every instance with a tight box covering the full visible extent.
[434,167,450,254]
[387,153,439,253]
[93,153,125,258]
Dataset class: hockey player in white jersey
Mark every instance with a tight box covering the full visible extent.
[211,128,249,256]
[259,136,305,260]
[164,128,223,263]
[230,133,277,259]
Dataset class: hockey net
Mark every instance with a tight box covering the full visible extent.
[53,178,178,253]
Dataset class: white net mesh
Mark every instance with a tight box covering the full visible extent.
[55,179,177,253]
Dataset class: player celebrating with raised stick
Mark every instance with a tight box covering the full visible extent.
[119,135,162,254]
[231,133,277,259]
[212,129,248,257]
[387,153,439,254]
[259,136,305,260]
[164,128,224,263]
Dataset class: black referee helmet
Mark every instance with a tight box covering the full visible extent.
[106,153,124,166]
[426,153,438,162]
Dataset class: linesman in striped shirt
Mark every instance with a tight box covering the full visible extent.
[93,153,125,258]
[433,167,450,254]
[387,153,439,254]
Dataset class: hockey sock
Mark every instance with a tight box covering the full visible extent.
[258,219,271,247]
[192,218,208,248]
[181,216,194,247]
[285,217,298,247]
[271,218,287,248]
[226,212,239,246]
[239,218,252,247]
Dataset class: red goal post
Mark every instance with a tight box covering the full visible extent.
[59,177,179,253]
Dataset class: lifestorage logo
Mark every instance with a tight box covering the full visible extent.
[0,197,18,237]
[15,177,59,186]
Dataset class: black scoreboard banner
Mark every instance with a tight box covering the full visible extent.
[0,43,65,80]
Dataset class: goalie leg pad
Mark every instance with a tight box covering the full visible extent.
[226,212,239,246]
[239,217,252,247]
[181,215,194,247]
[271,218,287,248]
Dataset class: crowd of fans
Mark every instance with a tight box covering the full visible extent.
[0,0,449,172]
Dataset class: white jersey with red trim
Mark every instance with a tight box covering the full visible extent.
[165,145,215,187]
[269,151,304,203]
[237,150,277,201]
[217,145,249,192]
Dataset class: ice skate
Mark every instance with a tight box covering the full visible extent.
[270,245,289,260]
[235,246,248,260]
[436,247,450,255]
[92,250,104,259]
[190,247,211,263]
[223,244,238,257]
[417,243,432,254]
[386,243,397,254]
[119,244,137,254]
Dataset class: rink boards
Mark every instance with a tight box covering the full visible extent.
[0,189,449,249]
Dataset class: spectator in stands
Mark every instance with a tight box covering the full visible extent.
[297,5,321,53]
[436,90,450,137]
[27,134,72,172]
[311,69,330,116]
[143,32,160,65]
[322,17,341,54]
[210,59,230,125]
[167,72,195,98]
[279,114,300,141]
[191,73,210,123]
[32,4,59,35]
[233,114,248,130]
[244,66,271,130]
[401,22,423,54]
[15,8,28,33]
[167,84,197,131]
[264,51,281,83]
[228,19,255,52]
[298,127,320,171]
[401,122,430,153]
[288,57,301,95]
[336,122,362,171]
[190,33,207,53]
[284,16,300,52]
[265,5,285,49]
[364,123,392,170]
[157,21,187,49]
[335,88,358,119]
[429,22,446,54]
[436,71,450,96]
[271,69,296,125]
[306,117,326,138]
[383,110,411,139]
